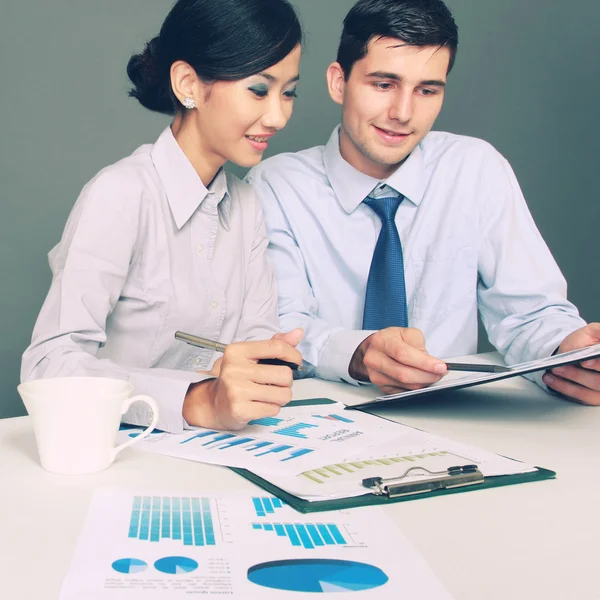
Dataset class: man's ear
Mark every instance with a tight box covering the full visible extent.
[326,62,346,106]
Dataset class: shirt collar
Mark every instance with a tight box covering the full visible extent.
[151,126,230,230]
[323,125,425,213]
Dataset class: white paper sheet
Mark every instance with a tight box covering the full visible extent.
[117,403,401,474]
[251,421,537,500]
[59,487,453,600]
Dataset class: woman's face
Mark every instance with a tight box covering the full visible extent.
[191,45,301,169]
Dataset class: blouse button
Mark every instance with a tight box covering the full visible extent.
[211,301,219,311]
[196,245,204,255]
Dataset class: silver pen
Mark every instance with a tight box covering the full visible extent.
[174,331,302,370]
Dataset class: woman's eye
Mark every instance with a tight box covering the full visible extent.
[249,87,268,98]
[284,89,298,98]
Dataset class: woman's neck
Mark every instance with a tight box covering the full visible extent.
[171,113,223,187]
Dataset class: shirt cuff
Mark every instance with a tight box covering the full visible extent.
[520,330,576,391]
[124,371,212,434]
[316,329,377,385]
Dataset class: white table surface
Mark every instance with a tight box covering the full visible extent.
[1,370,599,600]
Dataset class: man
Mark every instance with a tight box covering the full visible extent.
[247,0,600,404]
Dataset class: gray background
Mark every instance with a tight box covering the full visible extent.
[1,1,597,418]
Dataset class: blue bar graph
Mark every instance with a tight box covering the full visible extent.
[128,496,217,547]
[252,522,347,549]
[281,448,314,461]
[252,496,285,517]
[273,423,318,439]
[180,431,218,444]
[256,444,294,456]
[245,441,272,451]
[248,417,285,426]
[313,413,355,423]
[216,437,253,449]
[178,429,316,464]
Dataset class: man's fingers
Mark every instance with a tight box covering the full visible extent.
[543,373,600,406]
[369,369,431,392]
[582,358,600,371]
[378,338,446,375]
[365,349,444,384]
[551,365,600,392]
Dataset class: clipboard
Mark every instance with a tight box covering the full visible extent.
[230,464,556,514]
[229,399,556,514]
[350,343,600,410]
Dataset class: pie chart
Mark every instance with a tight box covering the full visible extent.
[247,558,389,593]
[111,558,148,574]
[154,556,199,575]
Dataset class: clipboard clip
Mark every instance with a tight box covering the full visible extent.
[362,464,484,498]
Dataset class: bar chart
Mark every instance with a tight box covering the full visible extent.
[312,413,355,423]
[128,496,216,547]
[179,430,315,463]
[252,496,286,517]
[299,450,469,484]
[248,417,284,427]
[272,422,318,439]
[251,521,347,550]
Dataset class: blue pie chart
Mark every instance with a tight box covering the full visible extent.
[112,558,148,574]
[247,558,389,593]
[154,556,199,575]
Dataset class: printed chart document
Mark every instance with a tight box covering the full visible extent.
[351,343,600,409]
[59,488,453,600]
[117,403,401,474]
[250,420,537,501]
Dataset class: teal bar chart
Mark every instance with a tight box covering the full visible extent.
[128,496,216,547]
[251,521,347,549]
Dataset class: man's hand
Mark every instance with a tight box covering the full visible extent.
[349,327,447,395]
[542,323,600,406]
[183,329,303,429]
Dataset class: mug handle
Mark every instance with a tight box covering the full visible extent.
[111,394,160,461]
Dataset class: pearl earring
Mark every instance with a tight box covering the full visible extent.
[183,97,196,110]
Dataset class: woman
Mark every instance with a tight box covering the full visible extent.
[21,0,303,434]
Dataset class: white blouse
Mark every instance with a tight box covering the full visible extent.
[21,127,279,433]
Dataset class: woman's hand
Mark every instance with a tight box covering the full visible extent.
[183,329,303,430]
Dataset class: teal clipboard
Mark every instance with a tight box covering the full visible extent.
[231,465,556,514]
[229,398,556,514]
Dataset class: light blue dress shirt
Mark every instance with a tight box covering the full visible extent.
[247,126,586,385]
[22,127,279,432]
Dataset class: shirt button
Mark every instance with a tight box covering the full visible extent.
[211,301,219,311]
[193,357,202,366]
[196,245,204,255]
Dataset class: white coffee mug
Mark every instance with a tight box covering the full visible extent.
[17,377,159,474]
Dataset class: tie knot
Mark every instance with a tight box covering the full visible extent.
[364,196,403,222]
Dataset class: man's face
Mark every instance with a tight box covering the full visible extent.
[330,37,450,179]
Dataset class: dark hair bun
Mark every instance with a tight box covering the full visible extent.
[127,0,302,116]
[127,37,176,115]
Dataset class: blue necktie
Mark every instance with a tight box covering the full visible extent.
[362,196,408,330]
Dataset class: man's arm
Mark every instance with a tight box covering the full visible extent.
[476,152,593,390]
[246,170,446,388]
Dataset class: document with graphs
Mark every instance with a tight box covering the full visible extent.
[59,487,452,599]
[116,402,401,474]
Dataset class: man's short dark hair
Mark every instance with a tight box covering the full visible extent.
[337,0,458,79]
